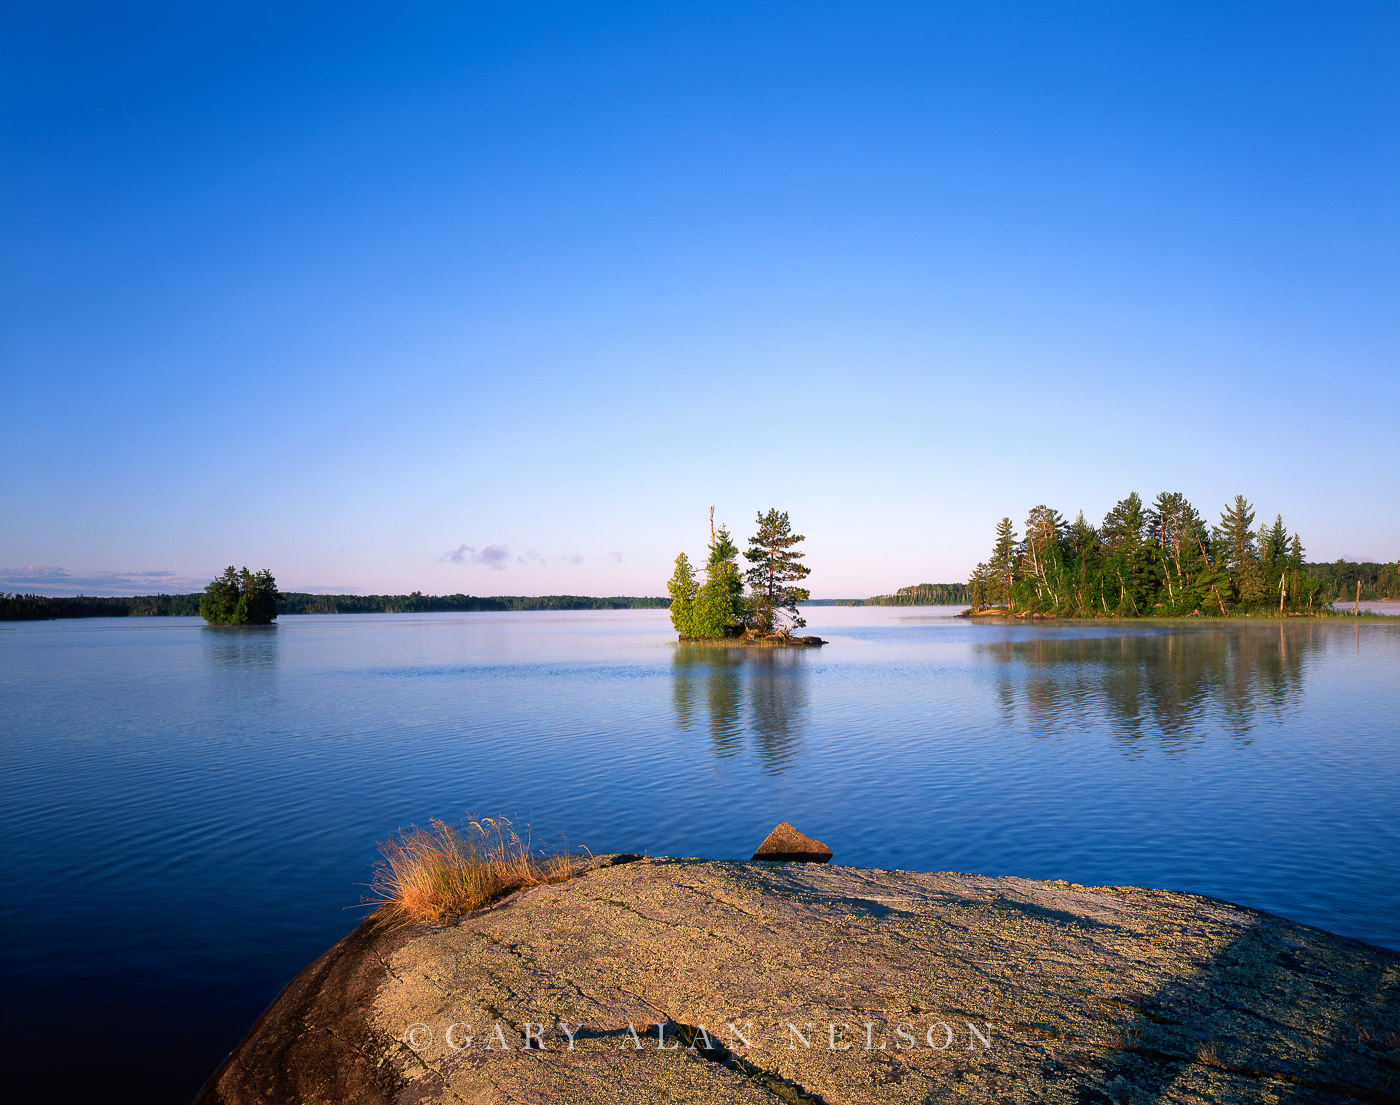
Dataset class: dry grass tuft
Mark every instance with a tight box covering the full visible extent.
[1195,1041,1223,1068]
[369,816,581,925]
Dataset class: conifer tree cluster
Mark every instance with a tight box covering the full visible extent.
[966,494,1327,617]
[668,508,811,638]
[199,566,279,625]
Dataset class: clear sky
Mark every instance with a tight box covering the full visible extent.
[2,1,1396,598]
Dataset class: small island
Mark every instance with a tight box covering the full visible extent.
[199,566,279,625]
[667,508,825,647]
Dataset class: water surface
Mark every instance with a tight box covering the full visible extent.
[1,608,1397,1102]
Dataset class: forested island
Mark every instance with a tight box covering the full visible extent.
[964,491,1398,618]
[200,566,279,625]
[668,507,817,643]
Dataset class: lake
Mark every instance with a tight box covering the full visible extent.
[2,607,1398,1102]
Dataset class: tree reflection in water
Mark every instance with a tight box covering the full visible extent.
[201,624,280,672]
[976,623,1322,754]
[671,645,810,775]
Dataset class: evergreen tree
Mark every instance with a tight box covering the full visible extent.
[1150,492,1209,615]
[667,553,698,636]
[238,568,279,624]
[1186,526,1231,616]
[1064,511,1102,615]
[1214,495,1268,606]
[707,525,746,624]
[200,567,241,624]
[744,508,811,634]
[968,563,990,612]
[692,527,742,639]
[691,567,737,638]
[1261,514,1289,571]
[1101,492,1154,615]
[991,517,1017,611]
[669,515,761,639]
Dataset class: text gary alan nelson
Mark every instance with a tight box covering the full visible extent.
[402,1019,994,1053]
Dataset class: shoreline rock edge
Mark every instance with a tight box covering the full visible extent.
[194,858,1400,1105]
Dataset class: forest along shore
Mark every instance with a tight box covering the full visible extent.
[965,491,1399,618]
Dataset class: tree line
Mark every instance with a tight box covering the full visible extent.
[0,593,203,620]
[276,592,671,614]
[1304,560,1400,602]
[966,492,1361,617]
[1,591,670,621]
[837,582,970,606]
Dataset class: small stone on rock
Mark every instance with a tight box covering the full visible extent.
[751,821,832,863]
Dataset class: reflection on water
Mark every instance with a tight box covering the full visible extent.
[3,610,1398,1104]
[976,624,1320,752]
[672,645,810,774]
[201,624,280,669]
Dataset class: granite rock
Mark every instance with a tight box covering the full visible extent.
[195,858,1400,1105]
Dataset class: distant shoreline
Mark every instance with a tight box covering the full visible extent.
[0,591,967,622]
[5,592,1395,623]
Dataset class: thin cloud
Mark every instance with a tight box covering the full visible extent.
[0,566,208,596]
[440,544,511,569]
[438,545,592,570]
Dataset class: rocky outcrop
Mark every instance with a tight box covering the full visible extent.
[751,821,833,863]
[195,858,1400,1104]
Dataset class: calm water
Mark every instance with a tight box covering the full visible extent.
[2,608,1398,1102]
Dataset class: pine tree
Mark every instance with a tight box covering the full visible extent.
[1213,495,1256,577]
[1262,514,1289,570]
[991,517,1017,612]
[744,508,812,634]
[1150,492,1208,615]
[239,568,279,624]
[1064,511,1101,615]
[200,566,241,624]
[1214,495,1267,606]
[1101,492,1155,615]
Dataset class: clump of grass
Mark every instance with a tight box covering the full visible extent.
[1195,1041,1224,1068]
[369,816,581,925]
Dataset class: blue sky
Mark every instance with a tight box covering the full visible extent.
[2,1,1396,597]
